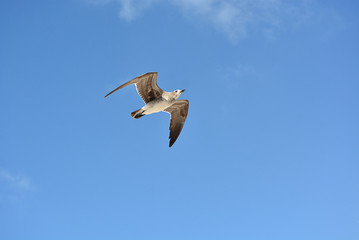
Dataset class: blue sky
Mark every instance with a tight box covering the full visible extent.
[1,0,359,239]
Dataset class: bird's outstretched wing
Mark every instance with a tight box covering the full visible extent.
[164,100,189,147]
[104,72,164,103]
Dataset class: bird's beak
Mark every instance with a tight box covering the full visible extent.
[181,89,186,93]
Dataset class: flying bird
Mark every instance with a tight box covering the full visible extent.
[105,72,189,147]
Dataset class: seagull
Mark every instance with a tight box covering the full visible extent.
[104,72,189,147]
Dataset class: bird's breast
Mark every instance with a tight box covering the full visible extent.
[144,98,174,114]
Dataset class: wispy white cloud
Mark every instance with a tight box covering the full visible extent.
[85,0,338,41]
[116,0,158,21]
[172,0,284,40]
[0,169,34,191]
[88,0,158,21]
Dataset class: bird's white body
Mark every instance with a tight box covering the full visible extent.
[142,98,174,115]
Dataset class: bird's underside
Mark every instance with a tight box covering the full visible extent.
[105,72,189,147]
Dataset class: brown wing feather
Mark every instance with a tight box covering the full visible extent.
[164,100,189,147]
[104,72,164,103]
[135,73,163,103]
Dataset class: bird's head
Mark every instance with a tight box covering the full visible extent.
[173,89,186,99]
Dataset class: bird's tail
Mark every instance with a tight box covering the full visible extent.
[131,108,145,119]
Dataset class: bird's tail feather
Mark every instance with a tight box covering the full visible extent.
[131,109,145,119]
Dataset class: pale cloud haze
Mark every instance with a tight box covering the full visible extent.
[0,169,34,191]
[86,0,335,41]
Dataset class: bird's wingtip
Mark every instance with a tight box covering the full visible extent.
[169,139,175,147]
